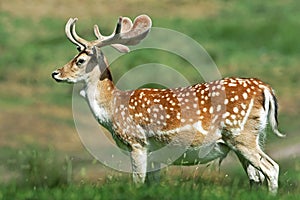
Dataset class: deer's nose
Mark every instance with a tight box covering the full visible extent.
[51,71,62,82]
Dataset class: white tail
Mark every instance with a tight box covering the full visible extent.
[52,15,284,195]
[266,89,286,137]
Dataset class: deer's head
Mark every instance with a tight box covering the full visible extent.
[52,15,152,83]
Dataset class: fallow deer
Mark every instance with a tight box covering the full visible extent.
[52,15,285,194]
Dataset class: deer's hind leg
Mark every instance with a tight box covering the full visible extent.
[236,153,265,188]
[228,128,279,194]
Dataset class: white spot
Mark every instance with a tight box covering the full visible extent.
[241,110,246,116]
[209,106,214,114]
[242,92,248,100]
[196,110,201,115]
[234,95,239,100]
[203,107,207,112]
[231,114,236,119]
[212,115,219,123]
[166,114,171,119]
[153,107,159,112]
[225,119,233,126]
[241,103,247,109]
[228,83,237,87]
[222,112,230,118]
[201,100,205,105]
[224,99,229,105]
[217,105,222,112]
[233,107,239,113]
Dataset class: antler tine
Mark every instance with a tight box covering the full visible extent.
[120,17,133,33]
[114,16,122,35]
[65,18,80,46]
[94,25,105,40]
[65,18,88,51]
[70,20,89,50]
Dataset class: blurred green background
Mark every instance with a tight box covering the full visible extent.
[0,0,299,199]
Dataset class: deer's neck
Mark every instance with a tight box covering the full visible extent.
[84,68,115,128]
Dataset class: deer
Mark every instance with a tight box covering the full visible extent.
[51,14,285,194]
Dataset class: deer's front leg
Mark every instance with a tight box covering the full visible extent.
[130,144,147,184]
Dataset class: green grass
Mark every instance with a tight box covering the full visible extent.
[0,146,299,200]
[1,168,299,200]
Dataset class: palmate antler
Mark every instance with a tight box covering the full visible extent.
[65,15,152,52]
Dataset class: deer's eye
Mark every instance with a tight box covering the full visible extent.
[76,58,85,66]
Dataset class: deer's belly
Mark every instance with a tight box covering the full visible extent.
[172,141,230,165]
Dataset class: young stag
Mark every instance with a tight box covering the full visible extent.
[52,15,285,194]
